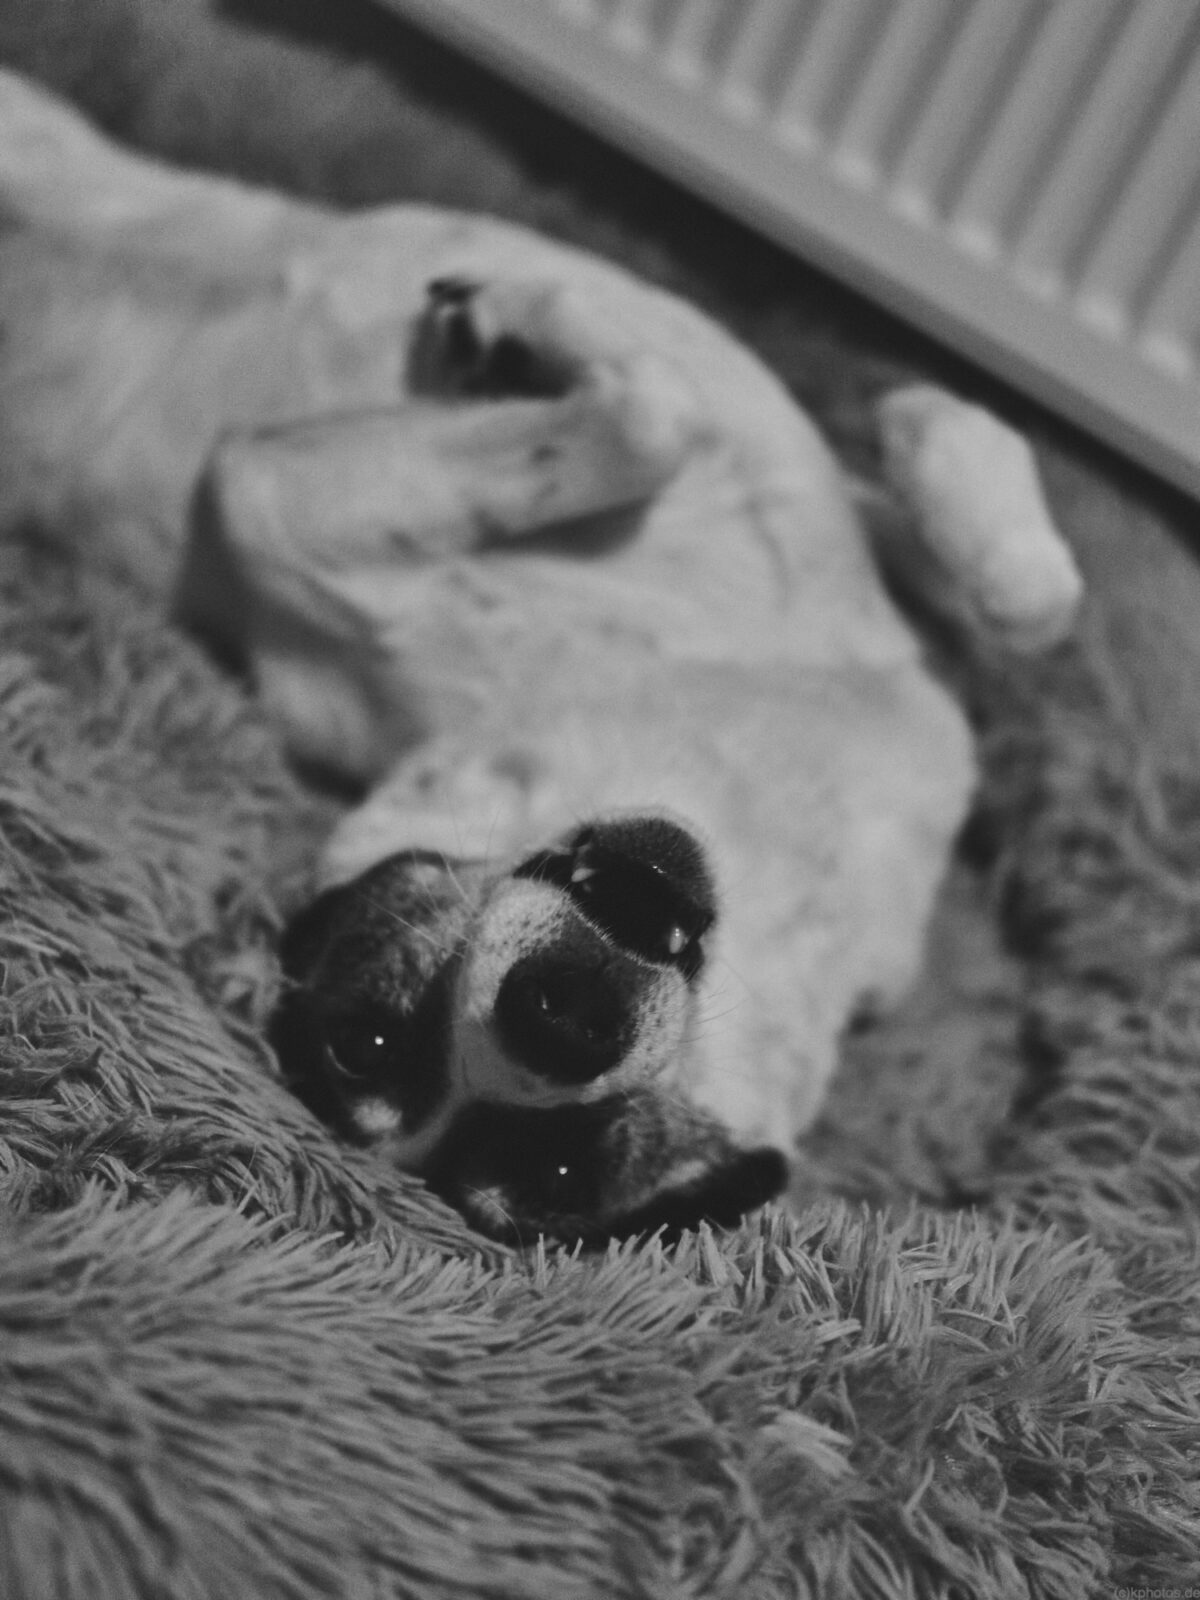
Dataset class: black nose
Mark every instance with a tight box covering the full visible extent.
[494,950,637,1084]
[514,816,716,979]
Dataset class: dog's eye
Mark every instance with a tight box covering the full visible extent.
[537,1156,585,1210]
[324,1017,396,1081]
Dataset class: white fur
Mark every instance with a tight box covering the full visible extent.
[0,71,1081,1152]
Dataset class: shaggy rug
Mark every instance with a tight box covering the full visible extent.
[2,1,1200,1594]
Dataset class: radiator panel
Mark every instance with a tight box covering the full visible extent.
[382,0,1200,497]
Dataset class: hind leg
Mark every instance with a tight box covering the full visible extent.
[875,385,1082,652]
[179,298,705,777]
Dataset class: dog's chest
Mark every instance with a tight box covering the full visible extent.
[337,451,906,735]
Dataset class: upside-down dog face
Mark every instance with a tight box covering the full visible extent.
[270,816,787,1244]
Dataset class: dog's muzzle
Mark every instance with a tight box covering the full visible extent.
[515,817,715,978]
[488,817,715,1087]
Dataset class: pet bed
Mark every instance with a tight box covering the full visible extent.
[1,1,1198,1594]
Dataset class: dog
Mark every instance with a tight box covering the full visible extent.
[0,70,1082,1244]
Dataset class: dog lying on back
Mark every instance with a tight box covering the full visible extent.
[0,71,1082,1243]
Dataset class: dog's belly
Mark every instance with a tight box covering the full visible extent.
[320,439,923,753]
[357,527,780,731]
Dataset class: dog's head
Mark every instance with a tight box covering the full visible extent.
[271,815,786,1244]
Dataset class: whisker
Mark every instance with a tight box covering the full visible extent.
[481,805,507,876]
[464,1185,526,1249]
[695,997,744,1029]
[439,854,472,908]
[359,893,445,952]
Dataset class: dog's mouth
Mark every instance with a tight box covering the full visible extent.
[271,815,785,1242]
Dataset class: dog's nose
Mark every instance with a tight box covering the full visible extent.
[494,949,637,1084]
[515,816,716,978]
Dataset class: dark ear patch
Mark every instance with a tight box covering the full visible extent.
[614,1147,789,1244]
[276,882,358,981]
[270,883,360,1132]
[276,848,482,987]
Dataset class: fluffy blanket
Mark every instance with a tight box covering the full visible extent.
[1,2,1199,1594]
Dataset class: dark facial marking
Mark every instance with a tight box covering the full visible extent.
[427,1095,787,1247]
[271,850,483,1141]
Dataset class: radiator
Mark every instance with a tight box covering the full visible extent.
[380,0,1200,500]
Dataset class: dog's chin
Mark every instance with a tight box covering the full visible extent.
[271,814,788,1243]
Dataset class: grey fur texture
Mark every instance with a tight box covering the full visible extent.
[2,0,1199,1592]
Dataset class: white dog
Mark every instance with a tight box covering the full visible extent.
[0,71,1081,1241]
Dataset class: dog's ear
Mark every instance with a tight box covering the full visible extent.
[610,1144,789,1244]
[270,882,364,1134]
[276,882,356,981]
[431,1092,788,1246]
[277,848,484,989]
[603,1091,788,1243]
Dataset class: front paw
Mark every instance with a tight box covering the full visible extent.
[879,386,1083,653]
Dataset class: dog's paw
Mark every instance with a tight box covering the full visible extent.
[414,275,709,479]
[879,385,1083,652]
[420,275,569,398]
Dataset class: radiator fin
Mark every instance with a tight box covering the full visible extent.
[382,0,1200,498]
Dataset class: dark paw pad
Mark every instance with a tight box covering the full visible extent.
[417,278,567,398]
